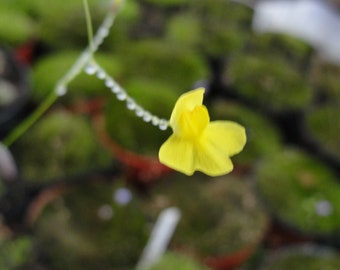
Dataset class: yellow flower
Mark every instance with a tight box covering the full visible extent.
[159,88,246,176]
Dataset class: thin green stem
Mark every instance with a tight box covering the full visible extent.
[83,0,95,53]
[3,91,58,147]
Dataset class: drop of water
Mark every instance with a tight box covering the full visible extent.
[56,85,67,96]
[97,204,113,220]
[135,106,144,117]
[113,188,132,205]
[159,119,168,130]
[116,91,127,101]
[143,112,152,122]
[105,78,114,88]
[315,200,333,217]
[111,86,120,94]
[151,116,160,126]
[84,63,97,75]
[96,69,106,80]
[126,98,136,110]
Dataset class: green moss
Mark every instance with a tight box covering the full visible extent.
[14,110,111,181]
[260,245,340,270]
[0,236,33,270]
[35,181,148,270]
[144,174,268,257]
[228,53,312,111]
[191,0,252,56]
[312,64,340,101]
[150,252,209,270]
[27,0,106,49]
[0,6,36,46]
[117,39,208,93]
[165,13,202,47]
[307,104,340,160]
[256,148,340,235]
[143,0,190,6]
[210,100,282,165]
[251,33,312,63]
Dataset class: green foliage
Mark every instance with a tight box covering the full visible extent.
[144,174,268,257]
[0,4,36,46]
[166,14,202,47]
[35,181,148,270]
[260,246,340,270]
[307,104,340,160]
[257,149,340,234]
[150,252,209,270]
[0,236,33,270]
[228,53,312,111]
[14,110,111,181]
[117,39,208,92]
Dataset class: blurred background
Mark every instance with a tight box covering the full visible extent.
[0,0,340,269]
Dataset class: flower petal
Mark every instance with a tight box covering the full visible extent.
[204,121,247,156]
[170,88,205,130]
[159,134,195,176]
[194,139,234,176]
[178,105,209,138]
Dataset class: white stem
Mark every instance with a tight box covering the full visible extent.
[136,207,181,270]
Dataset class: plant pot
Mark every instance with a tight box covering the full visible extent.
[143,173,269,269]
[0,45,29,138]
[259,244,340,270]
[256,148,340,239]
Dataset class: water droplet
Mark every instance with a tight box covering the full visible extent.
[143,112,152,122]
[126,98,136,110]
[159,119,168,130]
[111,86,120,94]
[105,78,114,88]
[135,106,144,117]
[151,116,160,126]
[98,204,113,220]
[116,91,127,101]
[96,69,106,80]
[315,200,333,217]
[113,188,132,205]
[56,85,67,96]
[84,63,97,75]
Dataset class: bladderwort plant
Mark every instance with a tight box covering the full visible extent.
[2,0,246,177]
[3,0,169,148]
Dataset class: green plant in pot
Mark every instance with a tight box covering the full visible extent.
[0,235,34,270]
[150,252,210,270]
[259,245,340,270]
[34,180,148,270]
[143,173,268,269]
[306,103,340,162]
[13,110,111,182]
[227,52,312,112]
[256,148,340,236]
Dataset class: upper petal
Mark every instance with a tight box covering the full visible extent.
[177,105,209,138]
[170,88,205,130]
[203,121,247,156]
[159,134,195,176]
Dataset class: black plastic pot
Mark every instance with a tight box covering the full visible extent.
[0,45,30,138]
